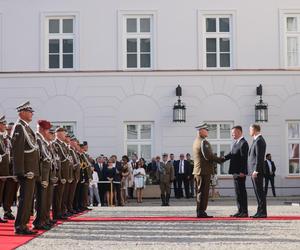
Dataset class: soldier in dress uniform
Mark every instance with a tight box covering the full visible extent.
[45,127,58,226]
[3,122,19,220]
[52,127,69,220]
[12,101,40,234]
[33,120,53,230]
[68,136,81,214]
[156,153,175,206]
[0,115,9,223]
[61,134,74,217]
[192,122,223,218]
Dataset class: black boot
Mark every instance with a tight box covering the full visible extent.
[196,204,201,218]
[161,194,166,206]
[166,194,170,206]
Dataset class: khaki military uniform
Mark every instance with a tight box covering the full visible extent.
[156,161,175,206]
[12,119,40,231]
[0,133,10,216]
[193,135,222,215]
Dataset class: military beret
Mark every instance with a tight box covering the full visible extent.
[83,141,88,146]
[38,120,52,130]
[195,122,209,131]
[16,101,34,113]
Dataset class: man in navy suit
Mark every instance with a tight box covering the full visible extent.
[248,124,267,218]
[223,126,249,217]
[174,154,191,198]
[94,155,107,206]
[264,153,276,197]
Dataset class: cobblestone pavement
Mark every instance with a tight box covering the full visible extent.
[18,197,300,250]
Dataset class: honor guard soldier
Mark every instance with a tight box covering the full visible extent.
[0,115,9,223]
[78,144,90,211]
[3,122,19,221]
[193,123,223,218]
[33,120,53,230]
[68,136,81,214]
[52,127,69,220]
[12,101,40,234]
[156,153,175,206]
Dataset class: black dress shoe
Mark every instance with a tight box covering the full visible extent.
[4,213,15,220]
[0,218,8,223]
[250,214,267,218]
[15,228,38,235]
[237,213,248,218]
[57,215,68,220]
[230,212,241,217]
[33,225,51,230]
[197,212,213,218]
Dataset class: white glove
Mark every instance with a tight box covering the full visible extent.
[25,172,34,179]
[61,178,66,184]
[51,177,58,184]
[41,181,49,188]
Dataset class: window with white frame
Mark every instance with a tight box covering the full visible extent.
[123,16,152,69]
[203,16,232,69]
[51,121,76,136]
[125,122,153,162]
[46,17,75,69]
[287,121,300,174]
[206,122,233,175]
[284,15,300,67]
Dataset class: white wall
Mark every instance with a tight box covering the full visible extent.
[1,0,300,71]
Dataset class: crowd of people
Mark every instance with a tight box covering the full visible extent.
[0,101,277,235]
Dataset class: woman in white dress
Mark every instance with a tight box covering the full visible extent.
[133,160,146,203]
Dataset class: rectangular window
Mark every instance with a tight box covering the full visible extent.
[203,16,232,69]
[124,16,152,70]
[46,17,75,69]
[125,122,153,162]
[284,15,300,67]
[206,122,233,175]
[287,121,300,174]
[51,121,76,135]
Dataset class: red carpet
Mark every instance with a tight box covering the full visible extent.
[0,212,86,250]
[69,216,300,222]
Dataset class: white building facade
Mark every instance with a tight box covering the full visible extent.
[1,0,300,195]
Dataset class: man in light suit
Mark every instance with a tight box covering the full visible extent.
[223,126,249,217]
[248,124,267,218]
[264,153,276,197]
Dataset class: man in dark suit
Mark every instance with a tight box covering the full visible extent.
[264,153,276,197]
[223,126,249,217]
[94,155,107,206]
[174,154,191,198]
[248,124,267,218]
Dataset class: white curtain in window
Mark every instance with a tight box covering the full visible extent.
[287,17,297,32]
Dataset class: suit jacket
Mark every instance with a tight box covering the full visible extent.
[264,160,276,176]
[94,162,107,181]
[12,119,40,177]
[174,160,191,176]
[248,135,266,175]
[224,137,249,175]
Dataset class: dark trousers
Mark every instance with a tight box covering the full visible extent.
[195,174,211,212]
[177,174,190,198]
[189,177,194,197]
[0,179,6,208]
[173,180,179,198]
[251,174,267,215]
[265,175,276,197]
[98,183,106,206]
[3,178,19,214]
[68,180,77,211]
[15,177,36,230]
[52,182,65,218]
[62,182,70,214]
[45,184,53,223]
[114,183,121,206]
[33,182,48,226]
[233,176,248,214]
[73,182,81,210]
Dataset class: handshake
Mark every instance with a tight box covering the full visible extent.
[220,156,226,163]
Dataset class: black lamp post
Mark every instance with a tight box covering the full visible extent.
[255,84,268,122]
[173,85,186,122]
